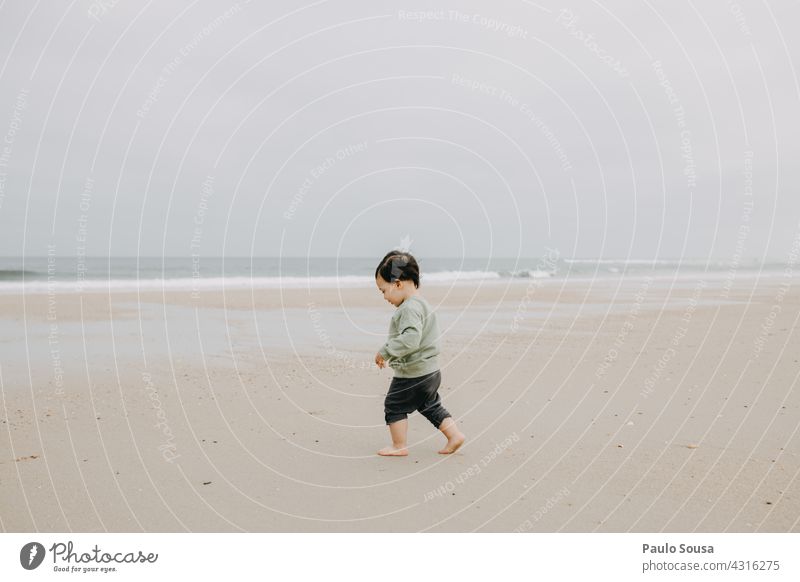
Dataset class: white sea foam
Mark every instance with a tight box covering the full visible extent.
[0,270,517,294]
[0,265,790,295]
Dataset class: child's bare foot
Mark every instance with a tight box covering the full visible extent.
[438,433,465,454]
[438,417,466,454]
[377,445,408,456]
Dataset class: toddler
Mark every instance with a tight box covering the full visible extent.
[374,251,466,456]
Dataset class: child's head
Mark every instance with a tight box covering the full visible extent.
[374,251,420,306]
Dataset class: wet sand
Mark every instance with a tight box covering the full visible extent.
[0,275,798,532]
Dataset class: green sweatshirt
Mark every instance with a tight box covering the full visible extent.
[378,295,440,378]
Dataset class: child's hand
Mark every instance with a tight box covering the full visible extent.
[375,352,386,369]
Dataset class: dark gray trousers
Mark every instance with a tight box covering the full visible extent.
[384,370,451,429]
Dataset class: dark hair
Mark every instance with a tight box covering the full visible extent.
[374,251,420,288]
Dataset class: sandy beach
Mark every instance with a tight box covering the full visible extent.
[1,274,798,532]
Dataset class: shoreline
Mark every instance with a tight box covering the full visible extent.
[0,267,795,294]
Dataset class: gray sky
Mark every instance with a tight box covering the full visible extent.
[0,0,798,261]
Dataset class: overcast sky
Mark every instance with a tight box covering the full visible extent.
[0,0,798,261]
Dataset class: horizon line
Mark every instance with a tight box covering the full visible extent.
[0,255,777,262]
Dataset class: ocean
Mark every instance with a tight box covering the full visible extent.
[0,255,785,294]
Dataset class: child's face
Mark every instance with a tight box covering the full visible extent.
[376,275,408,307]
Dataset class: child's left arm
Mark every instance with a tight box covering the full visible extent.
[378,307,423,364]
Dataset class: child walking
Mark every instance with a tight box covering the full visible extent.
[374,251,466,456]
